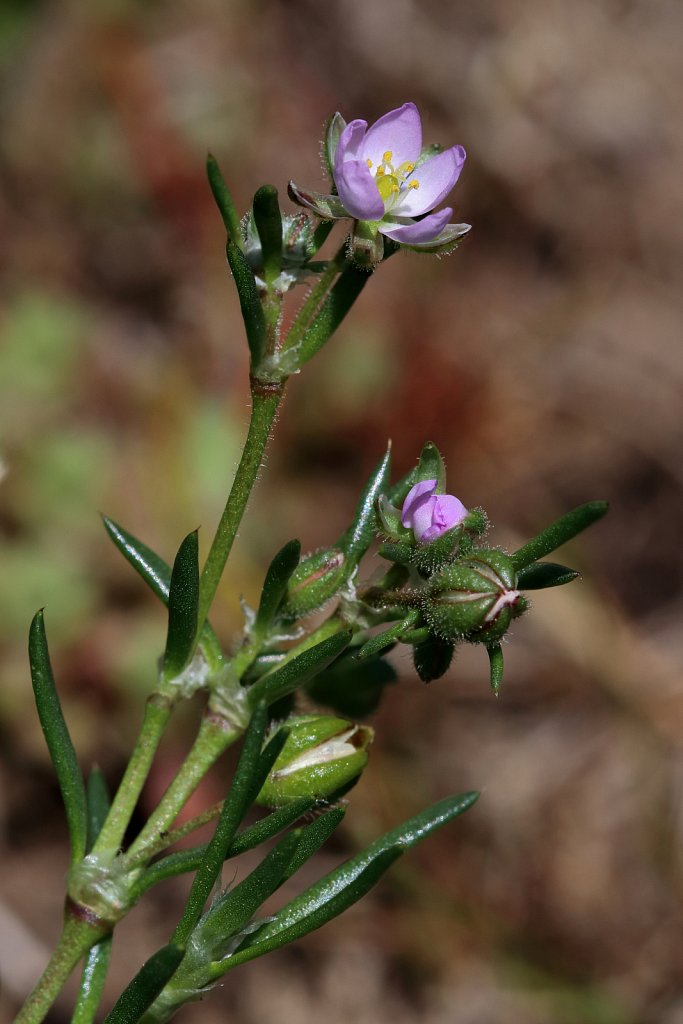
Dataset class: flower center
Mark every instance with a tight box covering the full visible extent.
[366,150,419,212]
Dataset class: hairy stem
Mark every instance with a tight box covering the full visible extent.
[14,915,104,1024]
[198,385,284,634]
[92,695,172,854]
[123,713,242,863]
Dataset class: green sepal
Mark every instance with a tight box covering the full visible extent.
[378,541,414,566]
[252,185,283,285]
[292,262,370,368]
[135,797,318,896]
[323,112,346,179]
[307,648,397,718]
[511,501,608,571]
[417,441,446,492]
[29,611,87,867]
[517,561,580,590]
[254,539,301,637]
[173,703,271,945]
[226,242,268,369]
[246,630,352,709]
[102,517,223,669]
[162,530,199,682]
[280,546,347,620]
[214,792,479,975]
[287,181,347,220]
[206,154,241,244]
[377,494,411,540]
[342,444,392,564]
[412,635,455,683]
[411,525,464,575]
[102,943,185,1024]
[487,643,504,696]
[462,507,488,536]
[350,221,384,269]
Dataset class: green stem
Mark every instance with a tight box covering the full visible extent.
[14,915,103,1024]
[198,385,284,633]
[92,695,172,855]
[284,245,347,352]
[123,713,242,863]
[124,800,224,870]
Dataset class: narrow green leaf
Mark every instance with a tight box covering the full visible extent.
[102,944,184,1024]
[511,501,608,571]
[172,704,269,945]
[226,242,267,367]
[162,530,199,681]
[103,516,170,602]
[517,561,580,590]
[206,154,241,243]
[356,613,419,661]
[85,767,110,852]
[281,806,346,882]
[136,798,317,895]
[29,611,87,867]
[102,517,223,668]
[254,539,301,637]
[72,936,113,1024]
[342,444,392,564]
[197,832,302,959]
[253,185,283,284]
[487,643,504,696]
[247,630,352,708]
[417,442,446,492]
[215,792,478,974]
[295,263,370,367]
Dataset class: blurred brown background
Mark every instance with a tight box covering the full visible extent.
[1,1,682,1022]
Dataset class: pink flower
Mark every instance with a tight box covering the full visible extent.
[402,479,468,545]
[289,103,470,254]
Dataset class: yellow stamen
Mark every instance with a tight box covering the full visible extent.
[399,162,416,174]
[376,167,385,177]
[366,158,373,168]
[408,179,420,190]
[383,150,393,163]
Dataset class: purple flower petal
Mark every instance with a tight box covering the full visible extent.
[379,207,454,244]
[401,479,437,528]
[411,495,440,543]
[335,159,384,220]
[361,103,422,169]
[413,493,468,545]
[391,146,466,217]
[336,119,368,163]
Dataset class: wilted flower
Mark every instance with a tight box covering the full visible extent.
[289,102,470,262]
[402,479,468,545]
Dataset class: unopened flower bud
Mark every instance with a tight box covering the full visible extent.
[281,547,347,620]
[256,714,373,807]
[241,210,317,294]
[424,549,527,644]
[402,479,468,545]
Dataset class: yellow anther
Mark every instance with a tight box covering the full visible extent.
[408,179,420,190]
[366,158,373,168]
[399,162,415,175]
[376,166,385,177]
[382,150,393,163]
